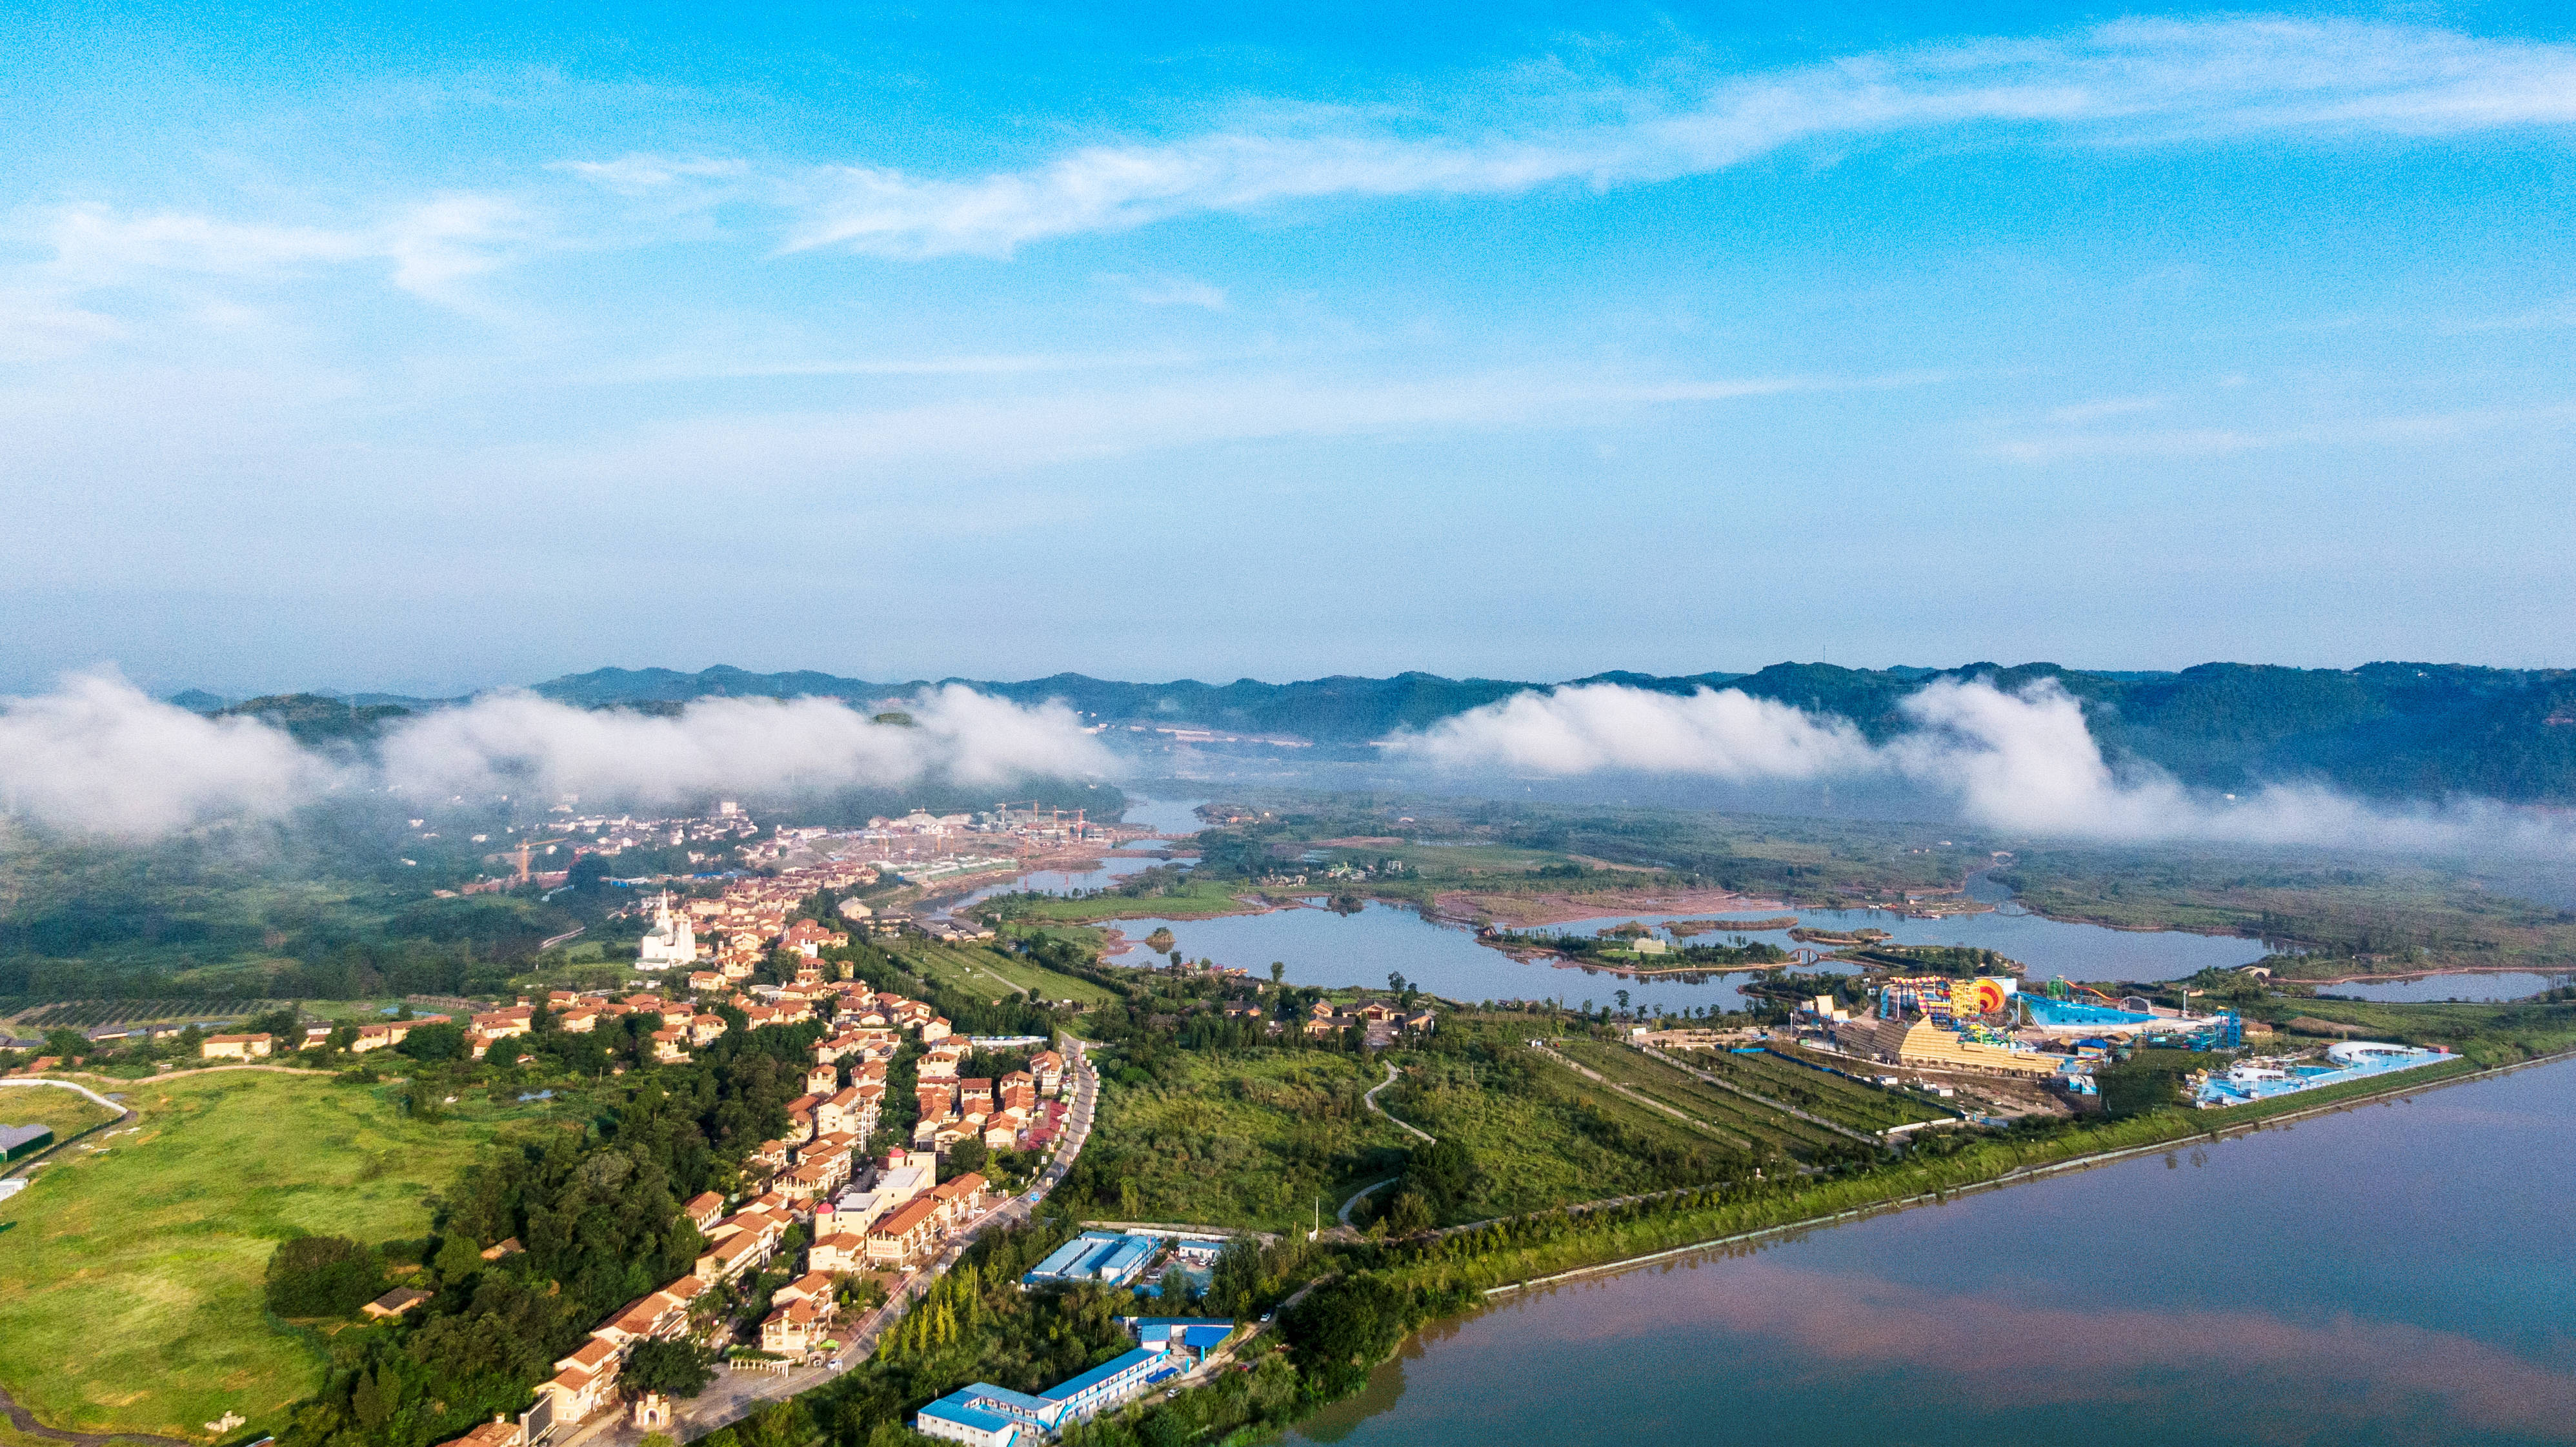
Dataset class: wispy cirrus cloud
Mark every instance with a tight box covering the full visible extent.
[26,193,535,305]
[1985,398,2576,463]
[557,17,2576,259]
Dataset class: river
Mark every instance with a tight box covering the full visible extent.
[1291,1058,2576,1447]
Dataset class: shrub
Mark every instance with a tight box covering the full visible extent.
[263,1235,383,1317]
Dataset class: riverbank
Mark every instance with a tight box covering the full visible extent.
[1282,1053,2576,1447]
[1373,1046,2519,1304]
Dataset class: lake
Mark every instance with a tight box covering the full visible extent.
[1292,1058,2576,1447]
[1049,800,2271,1012]
[2317,971,2570,1003]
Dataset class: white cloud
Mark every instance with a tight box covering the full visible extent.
[716,18,2576,258]
[0,673,341,839]
[0,678,1116,839]
[375,684,1116,805]
[28,193,533,303]
[1396,682,1875,778]
[1121,273,1230,310]
[1396,676,2576,853]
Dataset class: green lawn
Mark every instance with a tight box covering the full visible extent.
[0,1083,120,1144]
[0,1072,530,1441]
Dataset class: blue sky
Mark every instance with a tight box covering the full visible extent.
[4,1,2573,695]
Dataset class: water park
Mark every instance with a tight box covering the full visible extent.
[2193,1040,2454,1107]
[1802,972,2451,1115]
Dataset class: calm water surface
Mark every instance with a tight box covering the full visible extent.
[2320,972,2569,1003]
[1078,799,2268,1007]
[1294,1060,2576,1447]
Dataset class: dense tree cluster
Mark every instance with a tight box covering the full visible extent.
[270,1016,820,1447]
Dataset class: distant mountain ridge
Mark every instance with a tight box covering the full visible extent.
[180,661,2576,803]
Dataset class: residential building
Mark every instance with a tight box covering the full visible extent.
[865,1197,943,1264]
[201,1033,273,1060]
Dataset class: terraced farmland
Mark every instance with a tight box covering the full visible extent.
[1678,1045,1954,1133]
[10,999,268,1031]
[1552,1038,1850,1159]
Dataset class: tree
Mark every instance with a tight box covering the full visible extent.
[396,1022,467,1062]
[1269,961,1285,986]
[433,1230,484,1283]
[1145,927,1176,955]
[625,1340,720,1399]
[947,1137,989,1176]
[1280,1273,1409,1395]
[1156,1263,1194,1304]
[264,1235,383,1317]
[1381,1190,1434,1236]
[1402,1137,1478,1214]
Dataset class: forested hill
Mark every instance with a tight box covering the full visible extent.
[521,662,2576,802]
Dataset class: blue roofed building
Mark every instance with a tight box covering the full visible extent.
[1122,1317,1236,1365]
[1035,1346,1185,1421]
[1020,1231,1160,1290]
[916,1384,1067,1446]
[914,1392,1025,1447]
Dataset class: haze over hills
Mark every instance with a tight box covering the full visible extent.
[171,660,2576,805]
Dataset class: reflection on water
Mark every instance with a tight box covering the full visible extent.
[1116,796,1212,836]
[1098,893,2266,1015]
[1536,903,2270,984]
[2320,972,2569,1003]
[1293,1061,2576,1447]
[1106,899,1802,1013]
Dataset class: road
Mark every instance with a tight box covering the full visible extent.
[0,1078,139,1187]
[556,1036,1099,1447]
[1361,1061,1433,1143]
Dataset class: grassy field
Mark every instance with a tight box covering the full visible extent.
[0,1071,539,1441]
[1551,1038,1846,1157]
[1385,1026,1754,1220]
[1083,1051,1407,1230]
[0,1082,120,1144]
[892,943,1118,1006]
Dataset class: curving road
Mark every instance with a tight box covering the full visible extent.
[1362,1062,1434,1144]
